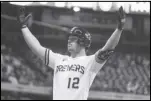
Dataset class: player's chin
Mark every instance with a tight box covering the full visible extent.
[67,48,72,52]
[68,48,73,52]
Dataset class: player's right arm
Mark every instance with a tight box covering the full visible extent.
[21,27,59,69]
[17,7,59,69]
[21,28,45,62]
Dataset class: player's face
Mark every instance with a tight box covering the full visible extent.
[67,36,81,53]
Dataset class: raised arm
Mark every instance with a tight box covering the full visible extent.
[95,6,126,63]
[17,7,46,60]
[21,27,46,60]
[17,7,60,69]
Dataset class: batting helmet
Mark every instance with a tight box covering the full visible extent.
[68,27,91,49]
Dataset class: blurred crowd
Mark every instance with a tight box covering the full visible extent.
[1,44,150,99]
[1,44,53,87]
[91,52,150,95]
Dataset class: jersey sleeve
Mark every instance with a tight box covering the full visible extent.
[89,49,114,74]
[44,48,65,69]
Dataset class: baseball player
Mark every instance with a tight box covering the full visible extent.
[17,6,126,100]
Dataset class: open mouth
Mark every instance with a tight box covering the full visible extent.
[68,43,71,47]
[68,45,71,47]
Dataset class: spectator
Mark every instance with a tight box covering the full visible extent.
[127,79,139,93]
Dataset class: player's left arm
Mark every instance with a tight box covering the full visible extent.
[95,6,126,63]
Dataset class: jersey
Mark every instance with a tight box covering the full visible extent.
[45,49,108,100]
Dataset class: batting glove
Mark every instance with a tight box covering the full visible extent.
[17,7,32,28]
[117,6,126,30]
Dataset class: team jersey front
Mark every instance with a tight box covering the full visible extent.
[45,49,107,100]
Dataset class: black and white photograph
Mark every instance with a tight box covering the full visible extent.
[1,1,150,100]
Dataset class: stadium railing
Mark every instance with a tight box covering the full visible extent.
[1,82,150,100]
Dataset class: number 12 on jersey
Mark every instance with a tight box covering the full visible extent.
[68,77,80,89]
